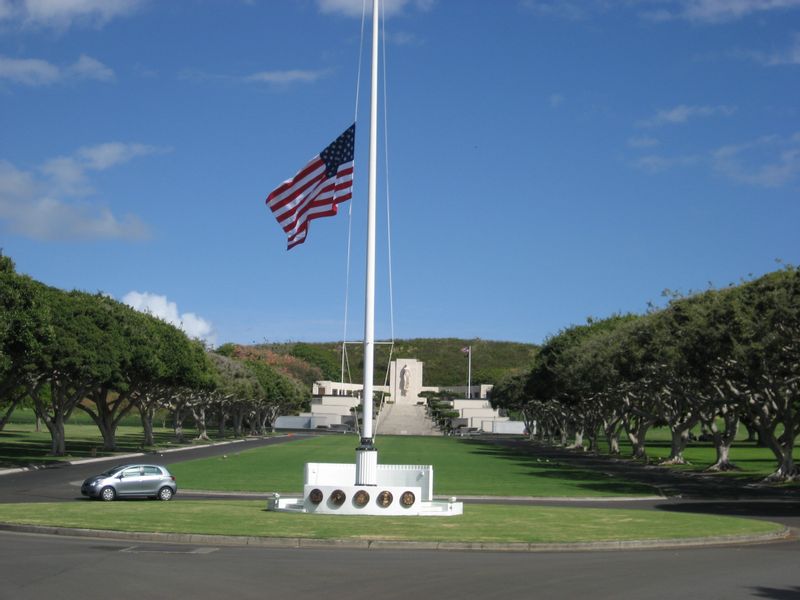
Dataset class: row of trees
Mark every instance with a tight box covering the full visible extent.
[0,255,306,455]
[492,267,800,482]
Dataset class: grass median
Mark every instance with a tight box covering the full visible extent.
[169,435,660,498]
[0,501,783,544]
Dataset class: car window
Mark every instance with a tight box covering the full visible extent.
[143,466,161,476]
[122,467,141,477]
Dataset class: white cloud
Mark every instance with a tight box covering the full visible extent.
[386,30,422,45]
[630,132,800,187]
[641,0,800,23]
[638,104,736,127]
[67,54,115,81]
[245,69,328,86]
[1,0,145,29]
[317,0,434,18]
[0,142,164,241]
[0,0,14,20]
[122,291,216,345]
[77,142,157,170]
[0,54,114,86]
[520,0,587,20]
[712,133,800,187]
[633,154,701,173]
[762,33,800,66]
[628,136,660,148]
[0,55,60,85]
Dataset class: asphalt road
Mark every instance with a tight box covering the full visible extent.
[0,434,311,503]
[1,436,799,600]
[1,529,799,600]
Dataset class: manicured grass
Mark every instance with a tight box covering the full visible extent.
[0,501,782,543]
[595,436,799,483]
[170,435,658,497]
[0,408,242,468]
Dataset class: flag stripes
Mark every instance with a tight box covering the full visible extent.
[266,124,355,250]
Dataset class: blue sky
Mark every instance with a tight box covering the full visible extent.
[1,0,799,347]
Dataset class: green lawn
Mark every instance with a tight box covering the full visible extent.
[170,435,658,497]
[595,434,799,483]
[0,501,782,544]
[0,408,241,468]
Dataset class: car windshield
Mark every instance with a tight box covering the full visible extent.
[99,466,127,477]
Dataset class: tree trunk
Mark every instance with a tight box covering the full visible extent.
[78,388,136,452]
[173,405,185,442]
[0,398,21,432]
[761,421,798,482]
[28,379,83,457]
[45,412,67,456]
[140,405,155,447]
[661,427,691,465]
[192,406,210,441]
[586,429,598,453]
[705,411,739,472]
[569,429,585,451]
[625,420,650,462]
[217,406,227,438]
[607,432,620,455]
[232,409,244,438]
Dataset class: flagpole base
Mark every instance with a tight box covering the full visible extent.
[355,443,378,486]
[267,460,463,517]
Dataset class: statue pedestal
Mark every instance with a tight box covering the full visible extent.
[267,461,463,517]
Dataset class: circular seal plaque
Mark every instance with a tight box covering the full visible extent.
[400,491,416,507]
[353,490,370,507]
[377,490,393,508]
[308,488,324,504]
[330,489,346,506]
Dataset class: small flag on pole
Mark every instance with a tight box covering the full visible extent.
[460,347,470,354]
[266,124,355,250]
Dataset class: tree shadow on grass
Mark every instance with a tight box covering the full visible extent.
[453,438,799,499]
[0,431,194,469]
[454,439,658,496]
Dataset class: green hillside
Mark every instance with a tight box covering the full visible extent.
[227,339,537,387]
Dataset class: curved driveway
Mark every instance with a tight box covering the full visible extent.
[0,435,798,600]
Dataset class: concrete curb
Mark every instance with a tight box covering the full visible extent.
[179,489,666,502]
[0,437,283,477]
[0,522,790,553]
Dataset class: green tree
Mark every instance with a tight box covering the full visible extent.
[0,255,52,431]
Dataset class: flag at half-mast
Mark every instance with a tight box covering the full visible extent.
[266,124,355,250]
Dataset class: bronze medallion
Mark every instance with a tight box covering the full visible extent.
[353,490,370,507]
[377,490,393,507]
[400,491,415,507]
[330,489,346,506]
[308,488,324,504]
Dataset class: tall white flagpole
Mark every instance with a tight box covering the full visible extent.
[355,0,380,486]
[468,346,472,399]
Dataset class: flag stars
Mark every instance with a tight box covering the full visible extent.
[321,124,355,178]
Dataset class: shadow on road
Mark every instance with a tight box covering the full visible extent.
[749,586,800,599]
[655,500,800,521]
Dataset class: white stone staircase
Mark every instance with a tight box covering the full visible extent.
[376,403,442,436]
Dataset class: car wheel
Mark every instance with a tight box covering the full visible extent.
[100,487,116,502]
[157,486,174,501]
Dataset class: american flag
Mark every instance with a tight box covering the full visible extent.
[266,123,355,250]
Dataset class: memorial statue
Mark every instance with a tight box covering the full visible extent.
[399,365,411,396]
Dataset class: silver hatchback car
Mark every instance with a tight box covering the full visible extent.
[81,464,177,501]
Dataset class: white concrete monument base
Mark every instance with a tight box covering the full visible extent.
[267,461,463,516]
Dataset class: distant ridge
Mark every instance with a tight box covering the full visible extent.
[219,338,537,387]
